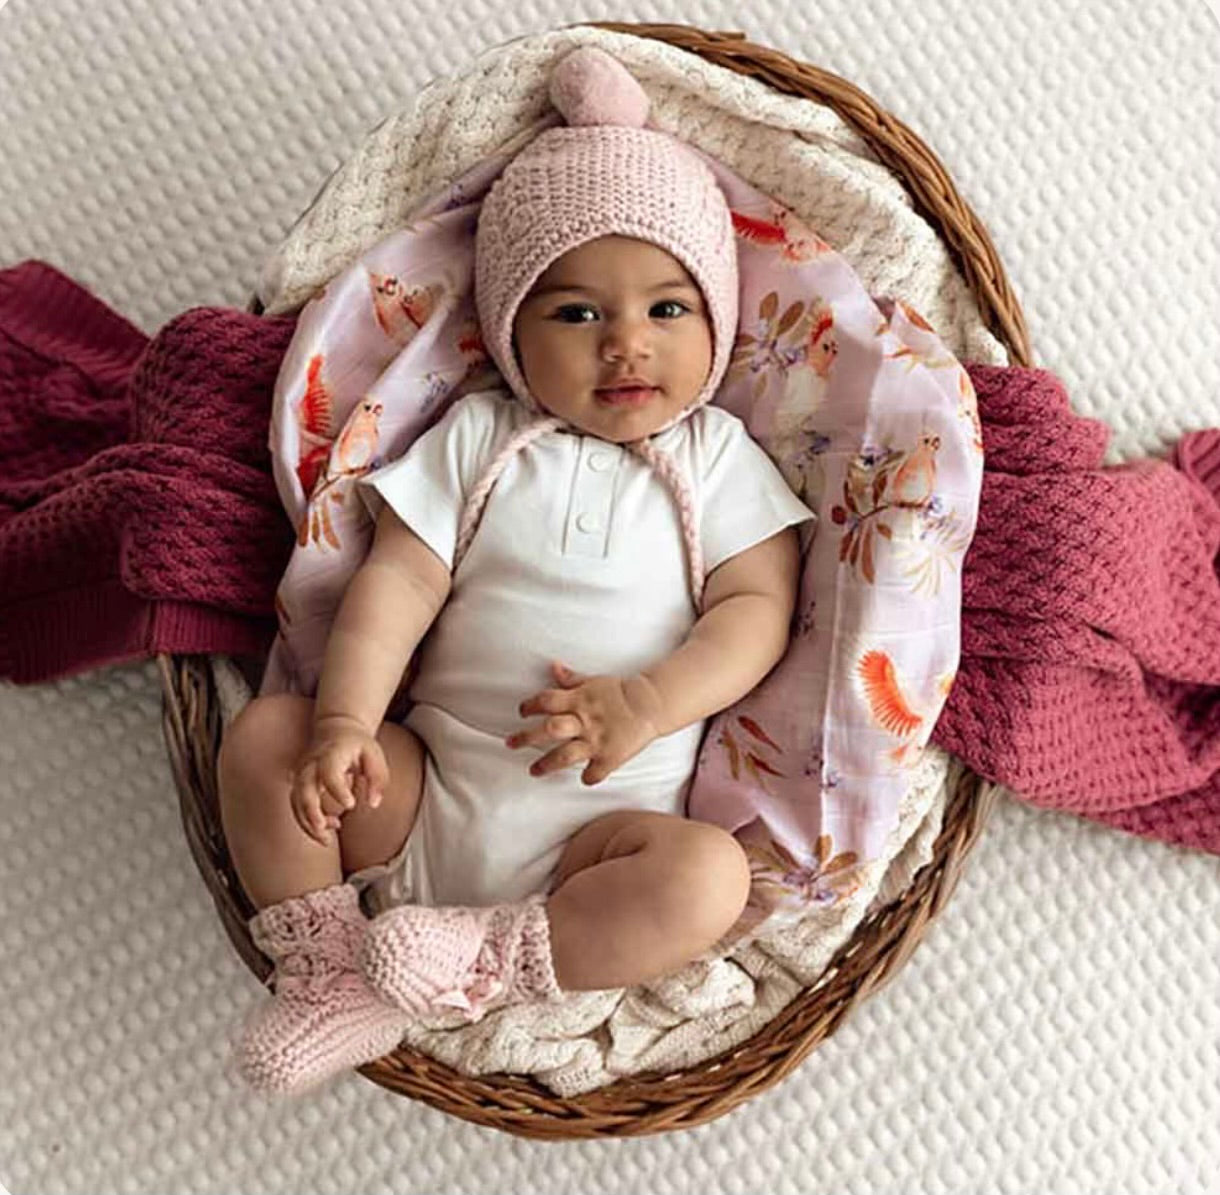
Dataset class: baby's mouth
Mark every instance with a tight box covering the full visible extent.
[594,384,660,408]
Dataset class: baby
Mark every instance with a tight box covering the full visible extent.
[218,47,815,1095]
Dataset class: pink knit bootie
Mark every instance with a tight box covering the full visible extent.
[360,894,564,1022]
[235,883,414,1094]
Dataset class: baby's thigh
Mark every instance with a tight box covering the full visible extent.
[218,693,426,824]
[217,693,315,807]
[551,810,744,888]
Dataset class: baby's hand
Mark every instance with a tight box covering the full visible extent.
[290,715,389,845]
[507,661,664,786]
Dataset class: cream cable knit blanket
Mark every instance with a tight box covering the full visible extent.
[242,25,1008,1096]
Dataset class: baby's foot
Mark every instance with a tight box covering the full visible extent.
[360,895,561,1023]
[236,968,414,1095]
[235,883,412,1095]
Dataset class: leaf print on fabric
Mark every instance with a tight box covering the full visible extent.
[735,292,838,506]
[721,715,786,793]
[742,830,863,912]
[368,271,445,348]
[892,501,974,597]
[738,715,781,752]
[728,292,836,410]
[885,340,958,373]
[831,447,901,585]
[794,595,817,637]
[719,726,742,780]
[830,433,942,585]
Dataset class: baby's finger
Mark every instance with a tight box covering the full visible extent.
[318,757,356,810]
[518,688,574,719]
[318,787,347,818]
[289,775,317,838]
[581,757,613,787]
[506,714,583,750]
[359,744,390,808]
[528,739,593,777]
[297,788,330,845]
[551,661,589,687]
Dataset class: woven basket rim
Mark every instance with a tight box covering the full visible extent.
[159,19,1024,1139]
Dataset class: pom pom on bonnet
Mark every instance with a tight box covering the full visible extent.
[458,47,741,607]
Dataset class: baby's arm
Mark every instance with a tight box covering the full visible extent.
[513,527,800,783]
[313,504,452,734]
[634,526,800,737]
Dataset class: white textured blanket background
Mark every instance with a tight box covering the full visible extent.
[0,0,1217,1192]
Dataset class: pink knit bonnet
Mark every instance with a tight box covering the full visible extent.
[454,46,740,608]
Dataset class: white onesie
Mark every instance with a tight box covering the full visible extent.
[355,388,814,909]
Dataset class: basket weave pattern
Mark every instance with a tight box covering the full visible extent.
[158,21,1025,1139]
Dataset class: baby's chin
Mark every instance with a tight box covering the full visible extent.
[530,392,697,442]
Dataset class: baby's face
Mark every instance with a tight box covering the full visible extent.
[512,236,713,442]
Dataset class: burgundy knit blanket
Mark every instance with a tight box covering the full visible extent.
[2,259,1217,854]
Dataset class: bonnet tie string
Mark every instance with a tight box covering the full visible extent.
[452,415,706,612]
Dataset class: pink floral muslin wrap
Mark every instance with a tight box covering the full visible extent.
[259,135,984,937]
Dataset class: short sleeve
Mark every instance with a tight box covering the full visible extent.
[697,410,816,573]
[355,392,502,570]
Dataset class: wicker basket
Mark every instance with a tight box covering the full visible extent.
[158,21,1027,1139]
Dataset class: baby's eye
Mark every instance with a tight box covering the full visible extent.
[554,304,598,323]
[651,300,690,319]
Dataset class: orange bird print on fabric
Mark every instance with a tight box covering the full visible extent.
[295,353,336,500]
[369,271,444,347]
[858,649,923,739]
[331,399,382,475]
[807,301,838,377]
[297,397,384,550]
[886,432,941,510]
[456,318,486,360]
[731,207,832,263]
[857,650,959,766]
[959,368,984,455]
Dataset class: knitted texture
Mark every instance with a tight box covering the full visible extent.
[930,365,1220,853]
[0,260,297,683]
[255,27,1004,380]
[361,894,562,1023]
[1,259,1217,854]
[474,46,738,423]
[238,883,413,1095]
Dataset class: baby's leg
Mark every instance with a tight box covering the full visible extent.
[546,811,752,991]
[218,694,426,909]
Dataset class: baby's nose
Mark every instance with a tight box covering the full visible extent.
[601,321,653,359]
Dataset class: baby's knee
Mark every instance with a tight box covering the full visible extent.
[659,821,752,942]
[218,694,311,796]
